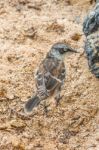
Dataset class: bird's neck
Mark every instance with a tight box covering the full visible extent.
[47,50,63,60]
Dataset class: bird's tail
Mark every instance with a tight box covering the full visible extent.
[24,95,40,113]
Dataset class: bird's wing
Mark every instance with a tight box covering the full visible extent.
[36,57,66,92]
[35,70,48,99]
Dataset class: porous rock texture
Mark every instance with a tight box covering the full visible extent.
[0,0,99,150]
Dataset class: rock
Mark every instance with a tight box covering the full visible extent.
[10,119,26,129]
[46,21,65,34]
[71,33,82,41]
[11,136,25,150]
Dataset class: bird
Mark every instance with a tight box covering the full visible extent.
[24,43,77,113]
[83,1,99,78]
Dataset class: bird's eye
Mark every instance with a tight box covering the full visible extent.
[59,48,64,53]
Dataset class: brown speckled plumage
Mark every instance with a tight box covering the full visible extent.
[24,43,76,114]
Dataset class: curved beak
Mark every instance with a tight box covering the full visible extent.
[68,47,78,53]
[65,45,78,53]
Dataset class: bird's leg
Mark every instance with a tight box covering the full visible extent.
[47,74,64,106]
[54,83,63,106]
[42,101,50,116]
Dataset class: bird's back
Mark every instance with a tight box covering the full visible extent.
[35,56,65,94]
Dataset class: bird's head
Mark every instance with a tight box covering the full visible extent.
[49,43,77,60]
[51,43,77,54]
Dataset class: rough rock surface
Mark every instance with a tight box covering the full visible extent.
[0,0,99,149]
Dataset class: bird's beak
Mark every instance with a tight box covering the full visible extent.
[68,47,78,53]
[65,46,78,53]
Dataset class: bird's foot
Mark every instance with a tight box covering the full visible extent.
[41,101,50,116]
[55,95,63,107]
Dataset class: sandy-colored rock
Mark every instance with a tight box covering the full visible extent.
[10,119,26,129]
[0,0,98,150]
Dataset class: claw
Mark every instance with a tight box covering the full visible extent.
[55,95,63,106]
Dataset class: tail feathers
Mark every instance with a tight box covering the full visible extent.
[24,95,40,113]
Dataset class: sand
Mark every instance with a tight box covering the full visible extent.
[0,0,99,149]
